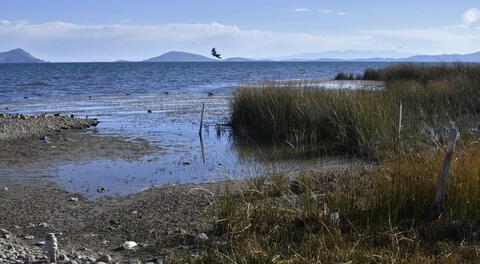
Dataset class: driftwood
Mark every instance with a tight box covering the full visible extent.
[432,126,458,214]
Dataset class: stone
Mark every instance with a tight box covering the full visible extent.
[97,254,113,263]
[34,241,46,247]
[59,253,70,262]
[23,236,34,240]
[45,233,58,263]
[96,186,107,193]
[197,233,209,241]
[38,222,48,227]
[122,241,138,250]
[69,197,79,202]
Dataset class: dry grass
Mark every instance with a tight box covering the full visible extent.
[230,63,480,159]
[170,64,480,263]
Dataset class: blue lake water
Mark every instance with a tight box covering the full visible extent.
[0,62,391,198]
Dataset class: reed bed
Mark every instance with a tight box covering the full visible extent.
[230,63,480,159]
[187,141,480,264]
[178,64,480,264]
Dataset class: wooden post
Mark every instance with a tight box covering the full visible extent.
[398,101,403,139]
[432,126,458,213]
[199,103,205,135]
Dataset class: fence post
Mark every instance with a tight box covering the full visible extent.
[432,126,458,214]
[398,101,403,139]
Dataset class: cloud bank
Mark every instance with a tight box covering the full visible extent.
[0,19,479,61]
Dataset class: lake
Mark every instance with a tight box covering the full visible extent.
[0,62,392,198]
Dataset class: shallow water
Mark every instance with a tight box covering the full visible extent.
[0,62,387,198]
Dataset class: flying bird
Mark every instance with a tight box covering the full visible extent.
[211,48,222,59]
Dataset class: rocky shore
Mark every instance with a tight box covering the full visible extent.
[0,114,215,263]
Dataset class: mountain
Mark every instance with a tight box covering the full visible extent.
[272,50,412,61]
[0,48,45,63]
[402,52,480,62]
[223,57,255,62]
[144,51,215,62]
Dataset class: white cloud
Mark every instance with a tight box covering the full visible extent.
[462,8,480,25]
[320,9,346,16]
[0,20,479,61]
[293,8,309,12]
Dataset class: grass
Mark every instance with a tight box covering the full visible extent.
[230,63,480,159]
[185,140,480,264]
[172,64,480,263]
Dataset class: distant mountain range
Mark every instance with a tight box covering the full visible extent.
[272,50,413,61]
[0,48,44,63]
[143,50,480,63]
[3,48,480,63]
[143,51,255,62]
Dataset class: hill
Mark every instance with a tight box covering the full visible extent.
[0,48,45,63]
[144,51,215,62]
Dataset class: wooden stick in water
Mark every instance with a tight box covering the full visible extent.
[199,103,205,135]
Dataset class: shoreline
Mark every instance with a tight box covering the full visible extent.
[0,114,216,263]
[0,112,368,263]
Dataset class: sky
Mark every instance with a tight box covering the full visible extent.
[1,0,480,61]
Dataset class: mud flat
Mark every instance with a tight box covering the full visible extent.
[0,114,156,171]
[0,114,216,263]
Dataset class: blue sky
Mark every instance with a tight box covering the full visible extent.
[1,0,480,61]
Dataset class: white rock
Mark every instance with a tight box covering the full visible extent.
[45,233,58,263]
[122,241,137,250]
[69,197,79,202]
[197,233,209,241]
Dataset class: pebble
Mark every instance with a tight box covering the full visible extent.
[38,222,48,227]
[96,186,108,193]
[69,197,79,202]
[97,254,113,263]
[197,233,209,241]
[23,235,34,240]
[122,241,138,250]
